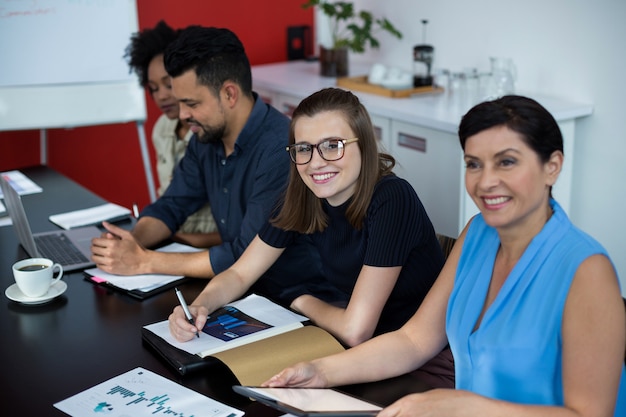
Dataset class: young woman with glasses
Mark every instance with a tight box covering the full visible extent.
[169,87,453,386]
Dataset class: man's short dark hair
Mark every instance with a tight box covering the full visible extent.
[164,26,252,97]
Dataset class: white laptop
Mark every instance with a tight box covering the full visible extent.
[0,175,98,272]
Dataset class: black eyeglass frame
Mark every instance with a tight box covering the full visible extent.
[286,137,359,165]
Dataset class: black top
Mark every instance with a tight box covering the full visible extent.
[260,175,444,335]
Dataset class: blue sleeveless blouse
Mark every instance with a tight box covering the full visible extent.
[446,200,625,415]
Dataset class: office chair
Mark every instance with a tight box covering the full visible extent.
[436,233,457,260]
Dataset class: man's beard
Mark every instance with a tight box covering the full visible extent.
[195,122,226,144]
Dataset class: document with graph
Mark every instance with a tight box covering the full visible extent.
[54,367,243,417]
[144,293,308,357]
[142,294,346,385]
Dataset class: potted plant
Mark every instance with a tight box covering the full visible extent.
[303,0,402,77]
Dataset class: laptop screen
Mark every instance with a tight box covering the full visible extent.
[0,174,41,257]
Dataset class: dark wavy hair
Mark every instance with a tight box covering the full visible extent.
[459,95,563,163]
[124,20,178,87]
[272,88,395,233]
[163,26,252,98]
[459,95,563,197]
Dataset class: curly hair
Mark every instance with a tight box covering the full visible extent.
[124,20,178,87]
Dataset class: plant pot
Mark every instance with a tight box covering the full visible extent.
[319,46,348,77]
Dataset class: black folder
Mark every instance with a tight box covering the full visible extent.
[84,272,188,300]
[141,326,234,376]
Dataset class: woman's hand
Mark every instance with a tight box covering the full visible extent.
[262,361,328,388]
[168,304,208,342]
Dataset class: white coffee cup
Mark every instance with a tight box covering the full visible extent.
[12,258,63,298]
[368,63,388,85]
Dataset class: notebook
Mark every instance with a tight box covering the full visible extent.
[0,174,99,272]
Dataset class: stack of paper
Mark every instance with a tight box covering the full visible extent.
[0,170,43,198]
[49,203,131,230]
[84,242,203,293]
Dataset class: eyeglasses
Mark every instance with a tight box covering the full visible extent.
[286,137,359,165]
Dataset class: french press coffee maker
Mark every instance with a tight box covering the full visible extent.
[413,20,434,87]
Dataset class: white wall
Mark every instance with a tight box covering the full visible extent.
[347,0,626,293]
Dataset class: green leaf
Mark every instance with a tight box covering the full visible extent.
[303,1,403,53]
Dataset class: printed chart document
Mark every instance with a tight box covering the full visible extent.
[143,294,345,384]
[145,294,309,357]
[49,203,132,229]
[84,242,203,298]
[54,367,244,417]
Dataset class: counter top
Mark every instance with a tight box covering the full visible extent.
[251,61,593,133]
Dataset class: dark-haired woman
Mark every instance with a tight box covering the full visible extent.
[125,20,217,247]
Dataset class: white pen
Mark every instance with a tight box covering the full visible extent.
[175,287,199,338]
[132,203,139,218]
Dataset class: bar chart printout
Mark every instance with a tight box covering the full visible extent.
[54,367,244,417]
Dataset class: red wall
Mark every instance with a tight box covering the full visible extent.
[0,0,313,211]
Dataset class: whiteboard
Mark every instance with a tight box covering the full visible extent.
[0,0,146,130]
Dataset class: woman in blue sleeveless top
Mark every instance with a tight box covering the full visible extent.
[265,95,625,417]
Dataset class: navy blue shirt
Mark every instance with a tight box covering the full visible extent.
[259,175,444,334]
[141,94,324,295]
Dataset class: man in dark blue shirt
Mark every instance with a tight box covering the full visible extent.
[91,26,322,298]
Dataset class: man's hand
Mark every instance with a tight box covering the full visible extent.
[90,221,149,275]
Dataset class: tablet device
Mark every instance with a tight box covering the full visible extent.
[232,385,382,417]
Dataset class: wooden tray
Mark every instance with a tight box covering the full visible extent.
[336,75,443,98]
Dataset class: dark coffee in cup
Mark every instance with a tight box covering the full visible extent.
[18,264,48,272]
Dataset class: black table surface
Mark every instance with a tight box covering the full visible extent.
[0,166,430,415]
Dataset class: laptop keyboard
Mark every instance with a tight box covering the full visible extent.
[34,233,89,266]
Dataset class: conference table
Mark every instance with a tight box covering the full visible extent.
[0,166,431,415]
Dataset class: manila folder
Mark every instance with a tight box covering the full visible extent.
[211,326,345,386]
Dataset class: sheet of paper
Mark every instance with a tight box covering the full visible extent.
[144,294,308,356]
[0,170,42,198]
[49,203,131,229]
[54,367,244,417]
[85,242,202,291]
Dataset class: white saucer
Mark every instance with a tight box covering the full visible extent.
[5,281,67,305]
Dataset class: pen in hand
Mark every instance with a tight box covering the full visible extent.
[175,287,200,338]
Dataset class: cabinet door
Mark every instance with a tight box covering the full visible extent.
[275,93,303,117]
[370,113,391,153]
[254,86,276,106]
[390,120,466,237]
